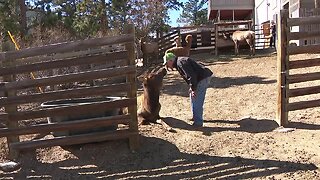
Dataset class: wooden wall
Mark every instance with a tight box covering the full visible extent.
[277,10,320,126]
[0,24,138,159]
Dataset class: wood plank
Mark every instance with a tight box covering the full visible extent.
[1,66,135,91]
[277,9,289,127]
[15,48,116,65]
[289,58,320,69]
[171,24,214,30]
[287,16,320,27]
[159,30,179,42]
[0,115,130,137]
[159,40,176,49]
[288,44,320,55]
[1,41,20,159]
[214,20,252,26]
[124,24,139,151]
[288,31,320,41]
[288,99,320,111]
[0,83,131,106]
[288,72,320,84]
[0,51,128,76]
[215,24,218,56]
[0,34,133,61]
[0,113,9,124]
[288,85,320,97]
[10,129,137,150]
[9,98,136,121]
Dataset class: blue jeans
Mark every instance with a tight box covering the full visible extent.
[190,76,211,126]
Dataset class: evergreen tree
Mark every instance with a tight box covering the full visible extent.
[177,0,208,26]
[0,0,20,40]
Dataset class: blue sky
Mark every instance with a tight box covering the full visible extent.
[168,0,187,27]
[168,8,184,27]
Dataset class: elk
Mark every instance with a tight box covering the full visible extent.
[173,36,182,47]
[165,34,193,57]
[223,30,255,56]
[137,66,175,132]
[136,37,159,65]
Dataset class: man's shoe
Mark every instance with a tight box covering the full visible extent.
[192,122,203,128]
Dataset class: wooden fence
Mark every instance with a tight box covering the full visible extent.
[277,10,320,126]
[158,25,223,58]
[296,8,320,46]
[0,24,138,159]
[158,29,180,59]
[158,20,270,58]
[214,20,253,56]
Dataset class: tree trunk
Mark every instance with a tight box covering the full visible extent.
[100,0,108,35]
[18,0,27,41]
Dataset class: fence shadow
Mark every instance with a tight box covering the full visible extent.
[288,121,320,130]
[211,75,276,89]
[4,136,317,179]
[189,48,277,65]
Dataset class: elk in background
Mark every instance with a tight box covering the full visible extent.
[136,37,159,66]
[165,34,193,57]
[223,30,255,56]
[173,36,182,47]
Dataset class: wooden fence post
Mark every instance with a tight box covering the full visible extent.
[277,10,289,127]
[215,24,218,56]
[1,41,20,159]
[124,24,139,151]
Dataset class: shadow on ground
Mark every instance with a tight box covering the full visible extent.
[161,74,276,97]
[288,121,320,130]
[162,117,279,134]
[190,48,277,65]
[3,135,316,179]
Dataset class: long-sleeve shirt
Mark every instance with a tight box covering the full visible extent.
[173,57,213,91]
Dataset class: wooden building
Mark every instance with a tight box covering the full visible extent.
[208,0,254,22]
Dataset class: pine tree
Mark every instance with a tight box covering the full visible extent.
[177,0,208,26]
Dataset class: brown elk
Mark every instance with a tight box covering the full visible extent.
[165,34,193,57]
[173,36,182,47]
[138,66,166,124]
[136,37,159,65]
[223,30,255,56]
[137,66,175,132]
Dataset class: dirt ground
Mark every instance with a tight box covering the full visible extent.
[1,49,320,179]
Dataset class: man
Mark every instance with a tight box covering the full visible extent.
[270,21,276,48]
[163,52,213,127]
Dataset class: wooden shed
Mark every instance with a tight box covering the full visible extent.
[208,0,254,21]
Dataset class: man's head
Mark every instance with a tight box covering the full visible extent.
[271,20,275,26]
[163,52,176,70]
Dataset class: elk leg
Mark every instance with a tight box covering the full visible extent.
[234,41,239,56]
[246,39,255,56]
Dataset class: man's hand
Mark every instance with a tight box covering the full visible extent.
[189,88,196,98]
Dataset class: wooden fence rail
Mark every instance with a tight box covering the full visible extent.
[277,10,320,126]
[0,24,138,159]
[158,21,271,60]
